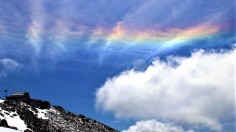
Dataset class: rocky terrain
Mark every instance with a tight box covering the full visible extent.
[0,99,118,132]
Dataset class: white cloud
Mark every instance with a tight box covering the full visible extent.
[0,58,23,77]
[96,49,235,131]
[122,119,194,132]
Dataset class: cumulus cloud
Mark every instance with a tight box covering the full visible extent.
[122,119,194,132]
[96,49,235,131]
[0,58,23,77]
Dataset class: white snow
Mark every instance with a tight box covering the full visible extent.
[0,99,5,103]
[50,107,60,115]
[0,101,28,131]
[0,127,20,132]
[36,108,49,119]
[0,109,28,131]
[27,107,36,114]
[28,107,49,119]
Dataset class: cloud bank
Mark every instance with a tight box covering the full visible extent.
[122,119,194,132]
[96,48,235,131]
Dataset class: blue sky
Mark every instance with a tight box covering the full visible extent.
[0,0,235,131]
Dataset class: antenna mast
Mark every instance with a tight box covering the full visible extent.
[4,90,7,99]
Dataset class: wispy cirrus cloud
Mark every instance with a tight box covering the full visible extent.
[26,0,46,55]
[0,0,234,70]
[118,0,234,29]
[0,58,23,78]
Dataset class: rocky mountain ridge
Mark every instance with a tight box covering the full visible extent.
[0,99,118,132]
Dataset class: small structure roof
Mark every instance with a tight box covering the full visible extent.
[11,92,30,96]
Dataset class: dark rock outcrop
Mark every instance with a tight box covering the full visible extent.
[0,119,18,130]
[0,119,9,127]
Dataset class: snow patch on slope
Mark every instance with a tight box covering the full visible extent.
[36,108,49,119]
[0,127,20,132]
[0,100,28,131]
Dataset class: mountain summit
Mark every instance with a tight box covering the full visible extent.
[0,92,118,132]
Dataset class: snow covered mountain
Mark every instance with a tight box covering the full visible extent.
[0,99,118,132]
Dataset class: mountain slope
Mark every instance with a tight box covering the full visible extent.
[0,99,118,132]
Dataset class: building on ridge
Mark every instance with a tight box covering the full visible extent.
[6,92,50,109]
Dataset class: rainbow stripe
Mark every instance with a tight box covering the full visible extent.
[91,23,226,47]
[0,22,229,50]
